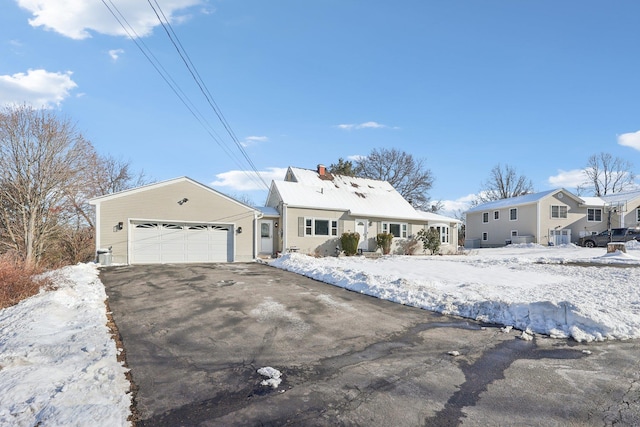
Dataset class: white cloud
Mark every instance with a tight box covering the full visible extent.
[618,130,640,151]
[336,121,391,131]
[547,169,585,188]
[439,193,478,217]
[347,154,365,162]
[211,167,287,191]
[240,135,268,147]
[0,69,77,107]
[16,0,202,40]
[108,49,124,61]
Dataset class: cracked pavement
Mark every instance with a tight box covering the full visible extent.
[100,263,640,426]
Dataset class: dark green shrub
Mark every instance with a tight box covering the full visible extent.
[376,232,393,255]
[340,232,360,256]
[416,228,441,255]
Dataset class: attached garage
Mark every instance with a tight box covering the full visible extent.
[90,177,261,264]
[130,221,233,264]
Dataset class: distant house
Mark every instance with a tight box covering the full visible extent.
[265,165,461,256]
[465,188,640,247]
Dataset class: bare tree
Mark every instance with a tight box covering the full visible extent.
[579,152,636,196]
[355,148,434,210]
[477,164,534,203]
[0,105,89,266]
[66,151,150,228]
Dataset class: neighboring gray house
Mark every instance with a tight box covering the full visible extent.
[265,165,461,256]
[465,188,640,247]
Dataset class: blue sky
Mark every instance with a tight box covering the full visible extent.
[2,1,640,215]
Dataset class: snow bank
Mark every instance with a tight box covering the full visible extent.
[0,263,131,427]
[270,245,640,342]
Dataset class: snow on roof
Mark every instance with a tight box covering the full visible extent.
[600,189,640,204]
[255,206,279,216]
[580,196,605,206]
[466,189,561,213]
[273,167,426,221]
[417,210,462,224]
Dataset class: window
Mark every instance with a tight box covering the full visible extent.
[438,225,450,244]
[382,222,408,238]
[637,208,640,222]
[551,205,568,219]
[509,208,517,221]
[260,223,270,238]
[511,230,518,237]
[482,212,489,223]
[587,208,602,222]
[494,211,500,220]
[482,232,488,241]
[304,218,338,236]
[315,219,329,236]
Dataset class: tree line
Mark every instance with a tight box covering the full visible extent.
[0,105,148,268]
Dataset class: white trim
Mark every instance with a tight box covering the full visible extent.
[94,203,101,255]
[382,221,408,238]
[303,217,338,237]
[509,208,518,221]
[587,208,603,222]
[89,176,258,212]
[127,218,235,264]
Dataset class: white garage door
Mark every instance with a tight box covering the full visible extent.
[131,222,233,264]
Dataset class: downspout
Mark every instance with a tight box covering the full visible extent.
[94,203,101,257]
[536,201,541,244]
[254,211,263,259]
[282,203,288,252]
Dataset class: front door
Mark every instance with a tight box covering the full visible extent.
[355,219,369,252]
[259,220,273,254]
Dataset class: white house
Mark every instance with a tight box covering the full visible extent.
[265,165,461,256]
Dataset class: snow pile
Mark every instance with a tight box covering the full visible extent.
[270,245,640,342]
[0,263,131,427]
[257,366,282,388]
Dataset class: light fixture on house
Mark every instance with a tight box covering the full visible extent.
[113,221,123,232]
[178,198,189,205]
[237,226,243,234]
[274,221,279,228]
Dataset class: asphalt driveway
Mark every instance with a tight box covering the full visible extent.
[100,263,640,426]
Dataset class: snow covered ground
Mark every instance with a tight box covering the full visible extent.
[0,263,131,427]
[271,242,640,343]
[1,243,639,426]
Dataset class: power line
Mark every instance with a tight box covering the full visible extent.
[100,0,269,192]
[147,0,269,191]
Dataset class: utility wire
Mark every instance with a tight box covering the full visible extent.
[147,0,270,191]
[101,0,269,192]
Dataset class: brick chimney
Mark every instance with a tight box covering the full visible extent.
[317,164,326,176]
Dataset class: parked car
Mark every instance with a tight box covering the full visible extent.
[578,227,640,248]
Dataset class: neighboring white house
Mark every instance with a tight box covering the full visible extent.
[265,165,461,256]
[465,188,640,247]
